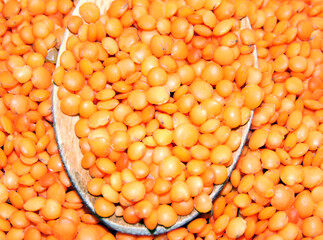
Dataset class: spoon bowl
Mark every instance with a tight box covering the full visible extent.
[53,0,258,235]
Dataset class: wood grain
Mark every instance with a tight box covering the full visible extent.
[52,1,258,234]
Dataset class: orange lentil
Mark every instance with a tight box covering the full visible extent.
[0,0,322,237]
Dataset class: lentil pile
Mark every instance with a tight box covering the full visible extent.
[0,0,322,239]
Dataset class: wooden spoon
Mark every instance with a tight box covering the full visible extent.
[53,0,258,235]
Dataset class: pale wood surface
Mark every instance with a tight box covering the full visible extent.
[53,1,258,234]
